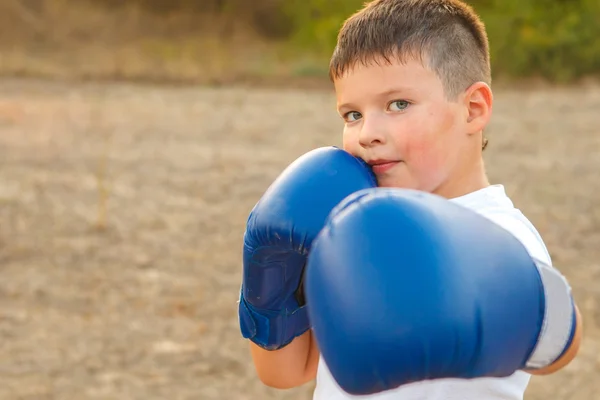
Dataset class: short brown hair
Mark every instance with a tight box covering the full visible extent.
[329,0,491,100]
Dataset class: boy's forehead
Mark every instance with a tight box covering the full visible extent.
[334,57,441,101]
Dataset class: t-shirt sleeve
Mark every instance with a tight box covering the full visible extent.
[479,210,552,266]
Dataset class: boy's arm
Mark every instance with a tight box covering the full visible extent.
[249,330,320,389]
[527,304,583,376]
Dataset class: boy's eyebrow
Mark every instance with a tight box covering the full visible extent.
[376,87,414,98]
[337,87,415,111]
[336,101,356,112]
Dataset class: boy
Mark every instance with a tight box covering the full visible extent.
[237,0,583,399]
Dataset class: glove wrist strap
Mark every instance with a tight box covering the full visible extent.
[525,259,576,369]
[238,292,310,351]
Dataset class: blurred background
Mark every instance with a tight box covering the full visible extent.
[0,0,599,399]
[1,0,600,84]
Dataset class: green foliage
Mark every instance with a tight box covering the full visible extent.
[471,0,600,82]
[281,0,365,55]
[275,0,600,82]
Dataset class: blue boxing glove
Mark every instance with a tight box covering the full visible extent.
[305,188,577,395]
[238,147,376,350]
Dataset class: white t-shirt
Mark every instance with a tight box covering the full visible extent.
[313,184,552,400]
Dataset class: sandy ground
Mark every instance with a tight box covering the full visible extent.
[0,78,599,400]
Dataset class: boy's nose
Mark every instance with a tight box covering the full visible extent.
[358,118,387,148]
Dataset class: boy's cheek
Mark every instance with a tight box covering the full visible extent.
[405,139,448,177]
[341,133,359,156]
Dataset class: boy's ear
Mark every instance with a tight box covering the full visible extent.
[463,81,493,135]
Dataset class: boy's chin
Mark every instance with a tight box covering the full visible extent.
[375,177,415,190]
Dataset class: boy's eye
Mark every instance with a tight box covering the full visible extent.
[389,100,410,111]
[344,111,362,122]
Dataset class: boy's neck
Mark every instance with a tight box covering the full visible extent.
[434,156,490,200]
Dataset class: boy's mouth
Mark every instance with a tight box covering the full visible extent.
[367,159,401,174]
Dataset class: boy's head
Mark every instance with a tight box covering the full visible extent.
[331,0,493,198]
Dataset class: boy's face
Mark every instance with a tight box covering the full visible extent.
[334,56,487,197]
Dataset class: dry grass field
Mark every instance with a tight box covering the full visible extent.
[0,78,599,399]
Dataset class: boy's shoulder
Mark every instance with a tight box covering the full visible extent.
[451,184,552,264]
